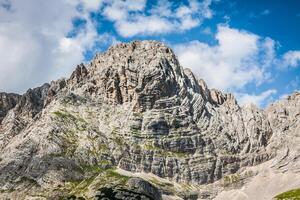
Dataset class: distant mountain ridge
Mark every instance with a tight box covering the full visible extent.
[0,40,299,200]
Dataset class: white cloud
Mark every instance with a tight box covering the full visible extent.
[80,0,103,11]
[216,26,259,61]
[116,16,174,37]
[102,0,214,37]
[260,37,276,68]
[102,0,146,21]
[282,51,300,68]
[174,25,274,91]
[174,25,300,107]
[150,0,172,17]
[237,89,277,107]
[0,0,103,93]
[64,0,103,11]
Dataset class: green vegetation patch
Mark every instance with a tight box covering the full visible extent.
[80,165,104,174]
[113,136,124,146]
[0,188,15,193]
[67,176,96,196]
[86,168,131,191]
[149,177,175,194]
[105,169,130,184]
[131,129,141,136]
[222,174,241,187]
[150,178,174,187]
[53,110,88,131]
[53,110,76,120]
[275,188,300,200]
[52,110,90,156]
[66,166,131,198]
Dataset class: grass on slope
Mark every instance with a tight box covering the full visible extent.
[66,167,130,198]
[275,188,300,200]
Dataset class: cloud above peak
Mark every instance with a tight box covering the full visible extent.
[175,25,273,92]
[102,0,214,37]
[174,24,300,107]
[282,51,300,68]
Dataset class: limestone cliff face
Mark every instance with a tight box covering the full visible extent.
[266,92,300,172]
[0,41,298,199]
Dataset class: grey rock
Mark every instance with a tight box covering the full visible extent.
[0,41,298,199]
[127,177,162,200]
[95,181,161,200]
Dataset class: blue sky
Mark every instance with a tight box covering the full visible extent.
[0,0,299,107]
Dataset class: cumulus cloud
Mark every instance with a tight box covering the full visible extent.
[102,0,214,37]
[174,25,274,91]
[102,0,146,21]
[116,16,174,37]
[282,51,300,68]
[236,89,277,107]
[0,0,103,93]
[174,25,300,107]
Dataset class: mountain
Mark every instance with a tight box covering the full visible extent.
[0,41,299,200]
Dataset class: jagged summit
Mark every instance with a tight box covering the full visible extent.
[1,40,232,111]
[99,40,175,58]
[70,40,236,110]
[0,40,299,199]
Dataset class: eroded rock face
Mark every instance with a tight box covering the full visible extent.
[0,92,20,122]
[265,92,300,172]
[0,41,298,199]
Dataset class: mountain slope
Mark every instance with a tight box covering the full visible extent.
[0,41,299,200]
[215,92,300,200]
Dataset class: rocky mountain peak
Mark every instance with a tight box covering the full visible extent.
[68,40,198,112]
[66,40,236,113]
[0,41,299,199]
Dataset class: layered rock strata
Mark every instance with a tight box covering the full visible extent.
[0,41,298,199]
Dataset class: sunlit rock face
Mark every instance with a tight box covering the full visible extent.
[0,41,298,199]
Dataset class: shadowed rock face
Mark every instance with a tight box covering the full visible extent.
[94,178,161,200]
[0,92,20,122]
[0,41,298,199]
[95,187,155,200]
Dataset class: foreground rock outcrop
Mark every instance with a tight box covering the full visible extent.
[0,41,299,199]
[94,178,162,200]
